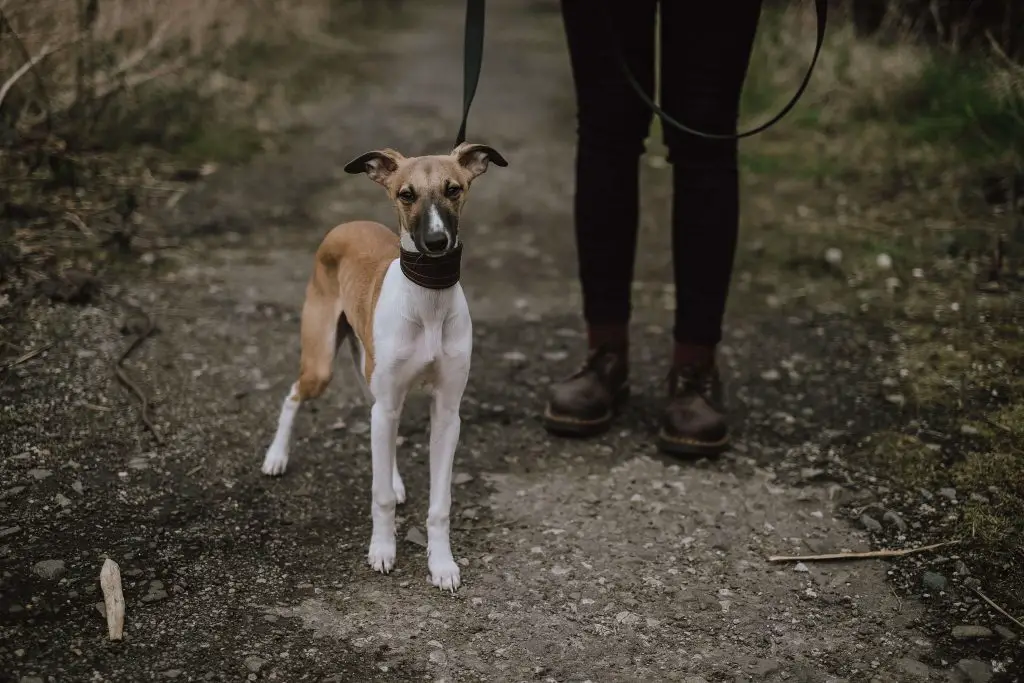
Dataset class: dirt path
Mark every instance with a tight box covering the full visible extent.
[1,2,1014,682]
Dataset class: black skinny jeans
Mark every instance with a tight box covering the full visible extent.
[561,0,763,347]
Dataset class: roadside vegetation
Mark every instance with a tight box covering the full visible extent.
[717,0,1023,646]
[0,0,395,350]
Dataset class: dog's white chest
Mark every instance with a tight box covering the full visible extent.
[369,261,472,398]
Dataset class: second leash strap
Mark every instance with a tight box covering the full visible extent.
[608,0,829,140]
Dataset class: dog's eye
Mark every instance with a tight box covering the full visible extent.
[397,189,416,203]
[445,185,462,199]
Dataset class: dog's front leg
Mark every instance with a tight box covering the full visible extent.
[368,390,403,574]
[426,363,469,592]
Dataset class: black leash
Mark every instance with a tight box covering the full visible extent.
[455,0,828,145]
[455,0,486,147]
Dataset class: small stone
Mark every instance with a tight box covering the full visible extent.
[405,527,427,548]
[951,625,994,640]
[0,526,21,538]
[860,514,882,532]
[882,510,907,532]
[428,649,447,666]
[876,253,893,269]
[33,559,66,580]
[142,588,169,602]
[956,659,992,683]
[28,468,52,480]
[349,421,369,435]
[922,571,947,592]
[501,350,527,364]
[71,480,84,494]
[793,562,810,573]
[244,656,267,673]
[162,670,183,679]
[760,369,781,381]
[95,602,106,617]
[753,659,781,676]
[2,486,26,499]
[824,247,843,265]
[896,659,931,679]
[960,424,980,435]
[938,487,957,501]
[55,493,72,507]
[453,472,474,485]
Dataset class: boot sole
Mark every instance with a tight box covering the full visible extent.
[656,429,730,457]
[542,386,630,438]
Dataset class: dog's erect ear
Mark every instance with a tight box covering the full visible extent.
[452,142,508,179]
[343,149,405,186]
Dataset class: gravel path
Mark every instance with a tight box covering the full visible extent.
[0,1,1016,682]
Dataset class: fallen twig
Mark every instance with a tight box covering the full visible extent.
[63,212,94,238]
[767,540,959,563]
[973,586,1024,630]
[107,293,162,445]
[99,558,125,641]
[186,465,203,476]
[1,344,54,371]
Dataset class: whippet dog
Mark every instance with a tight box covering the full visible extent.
[261,142,507,592]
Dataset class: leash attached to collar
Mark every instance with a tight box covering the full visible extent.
[400,243,465,290]
[607,0,828,140]
[455,0,486,147]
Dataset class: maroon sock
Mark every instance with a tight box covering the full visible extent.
[587,324,628,353]
[673,342,715,370]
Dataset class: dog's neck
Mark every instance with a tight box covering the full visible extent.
[399,237,463,290]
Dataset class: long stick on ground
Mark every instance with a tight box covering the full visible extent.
[973,587,1024,630]
[767,539,959,563]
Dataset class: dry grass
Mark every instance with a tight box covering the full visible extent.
[0,0,343,123]
[0,0,368,343]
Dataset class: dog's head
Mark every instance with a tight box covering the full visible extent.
[343,142,508,256]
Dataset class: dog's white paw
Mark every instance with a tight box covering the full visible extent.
[367,538,396,574]
[261,447,288,476]
[428,556,461,592]
[393,473,406,505]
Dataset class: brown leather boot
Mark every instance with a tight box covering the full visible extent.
[657,362,729,456]
[543,346,629,437]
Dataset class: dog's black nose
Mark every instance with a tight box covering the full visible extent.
[424,234,449,253]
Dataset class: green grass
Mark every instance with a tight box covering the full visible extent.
[856,56,1024,165]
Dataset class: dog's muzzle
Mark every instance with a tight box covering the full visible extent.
[416,203,459,256]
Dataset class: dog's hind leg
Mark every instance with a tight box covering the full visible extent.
[262,278,342,476]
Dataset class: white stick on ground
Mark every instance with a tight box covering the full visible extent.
[100,558,125,640]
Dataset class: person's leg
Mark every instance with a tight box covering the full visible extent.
[656,0,763,455]
[544,0,657,437]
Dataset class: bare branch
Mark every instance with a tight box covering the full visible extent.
[0,42,61,114]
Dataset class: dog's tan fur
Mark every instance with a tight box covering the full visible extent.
[292,144,496,402]
[296,220,398,401]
